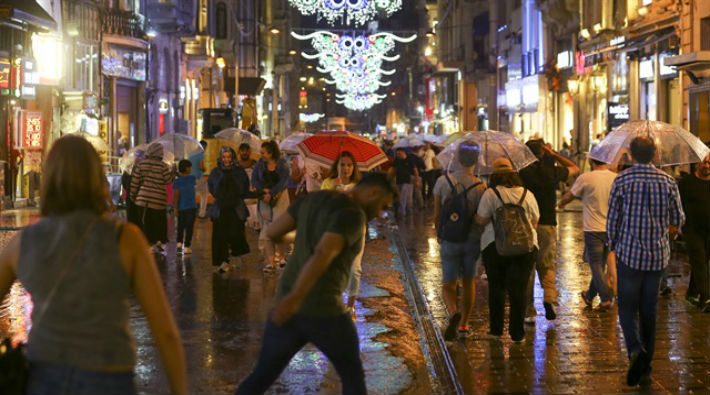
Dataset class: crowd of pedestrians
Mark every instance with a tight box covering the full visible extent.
[0,130,708,394]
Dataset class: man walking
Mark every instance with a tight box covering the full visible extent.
[234,173,396,395]
[607,136,685,387]
[678,149,710,311]
[520,140,579,322]
[422,142,438,201]
[433,141,486,339]
[558,158,617,310]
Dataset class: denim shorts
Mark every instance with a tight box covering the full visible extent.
[440,240,481,282]
[27,361,136,395]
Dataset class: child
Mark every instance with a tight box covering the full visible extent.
[174,159,198,255]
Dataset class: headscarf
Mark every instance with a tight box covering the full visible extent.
[218,146,237,170]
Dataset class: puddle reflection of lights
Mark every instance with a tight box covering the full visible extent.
[427,237,438,258]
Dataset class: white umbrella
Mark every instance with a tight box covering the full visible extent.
[150,133,203,160]
[393,136,424,149]
[436,130,538,175]
[119,144,175,173]
[67,132,109,153]
[280,132,313,153]
[589,120,710,167]
[214,128,263,153]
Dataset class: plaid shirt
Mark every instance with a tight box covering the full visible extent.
[607,164,685,271]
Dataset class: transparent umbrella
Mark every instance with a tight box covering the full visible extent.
[152,133,203,160]
[393,136,424,149]
[280,132,313,153]
[589,120,710,167]
[119,144,175,173]
[440,131,467,147]
[436,130,538,175]
[214,128,262,153]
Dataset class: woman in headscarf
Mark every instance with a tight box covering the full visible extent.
[129,143,174,253]
[123,149,145,225]
[208,146,258,273]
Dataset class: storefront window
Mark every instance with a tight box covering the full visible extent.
[74,43,99,92]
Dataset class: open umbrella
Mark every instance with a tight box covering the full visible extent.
[214,128,262,153]
[280,132,313,153]
[589,120,710,167]
[297,130,388,171]
[440,131,467,147]
[436,130,538,175]
[68,132,109,153]
[420,134,444,145]
[393,135,425,149]
[152,133,203,160]
[119,143,175,173]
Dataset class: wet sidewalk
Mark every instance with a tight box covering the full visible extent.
[0,213,431,394]
[396,203,710,394]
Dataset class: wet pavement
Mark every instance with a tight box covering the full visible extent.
[0,209,427,394]
[397,200,710,394]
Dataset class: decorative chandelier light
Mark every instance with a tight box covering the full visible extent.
[336,92,387,111]
[288,0,403,26]
[299,113,326,123]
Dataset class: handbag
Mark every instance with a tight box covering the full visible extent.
[0,219,98,395]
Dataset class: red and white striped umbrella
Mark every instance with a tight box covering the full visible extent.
[297,130,388,171]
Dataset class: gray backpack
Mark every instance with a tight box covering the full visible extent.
[491,187,536,256]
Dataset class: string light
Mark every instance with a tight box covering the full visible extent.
[288,0,402,26]
[335,92,386,111]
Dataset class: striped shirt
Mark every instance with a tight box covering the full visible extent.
[130,158,174,209]
[607,164,685,271]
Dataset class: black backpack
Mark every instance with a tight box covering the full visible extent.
[437,173,481,243]
[491,187,536,256]
[217,170,240,209]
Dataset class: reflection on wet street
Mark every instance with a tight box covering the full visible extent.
[0,211,419,395]
[397,202,710,394]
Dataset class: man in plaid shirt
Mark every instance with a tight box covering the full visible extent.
[607,136,685,388]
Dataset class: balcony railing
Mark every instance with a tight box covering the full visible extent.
[101,8,145,39]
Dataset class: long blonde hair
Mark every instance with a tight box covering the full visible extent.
[40,135,109,216]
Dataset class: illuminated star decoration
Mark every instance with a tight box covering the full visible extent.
[288,0,402,26]
[335,92,387,111]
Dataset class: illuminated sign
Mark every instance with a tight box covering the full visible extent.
[608,102,629,130]
[557,51,573,69]
[31,33,62,85]
[506,88,521,108]
[639,58,654,80]
[522,83,538,107]
[158,98,169,114]
[659,53,677,77]
[22,111,43,150]
[21,86,35,97]
[0,60,9,89]
[101,43,146,81]
[575,51,592,75]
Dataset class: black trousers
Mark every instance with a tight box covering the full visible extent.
[423,169,440,199]
[685,230,710,302]
[211,208,249,266]
[177,208,197,247]
[482,244,537,341]
[140,206,167,245]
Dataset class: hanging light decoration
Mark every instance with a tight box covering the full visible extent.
[288,0,402,26]
[336,92,387,111]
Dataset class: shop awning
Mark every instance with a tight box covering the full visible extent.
[618,27,676,53]
[225,77,266,96]
[0,0,56,31]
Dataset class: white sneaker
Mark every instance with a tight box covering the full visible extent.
[524,315,536,325]
[182,246,192,255]
[218,262,230,273]
[176,243,183,255]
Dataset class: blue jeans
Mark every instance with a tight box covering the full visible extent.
[235,313,366,395]
[584,232,613,303]
[440,240,481,282]
[27,361,135,395]
[617,261,663,360]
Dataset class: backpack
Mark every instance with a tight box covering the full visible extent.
[217,170,240,209]
[491,187,536,256]
[437,173,481,243]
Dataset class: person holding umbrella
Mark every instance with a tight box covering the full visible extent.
[607,136,685,387]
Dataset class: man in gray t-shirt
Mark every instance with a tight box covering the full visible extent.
[433,140,486,340]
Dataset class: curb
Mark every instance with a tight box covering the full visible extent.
[389,226,464,395]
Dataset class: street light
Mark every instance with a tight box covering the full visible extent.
[289,50,297,55]
[425,30,435,38]
[269,27,281,35]
[567,79,579,94]
[216,56,226,69]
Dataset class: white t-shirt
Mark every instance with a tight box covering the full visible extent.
[423,148,436,171]
[569,169,617,232]
[476,186,540,250]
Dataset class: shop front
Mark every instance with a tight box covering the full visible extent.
[101,35,148,155]
[506,74,554,145]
